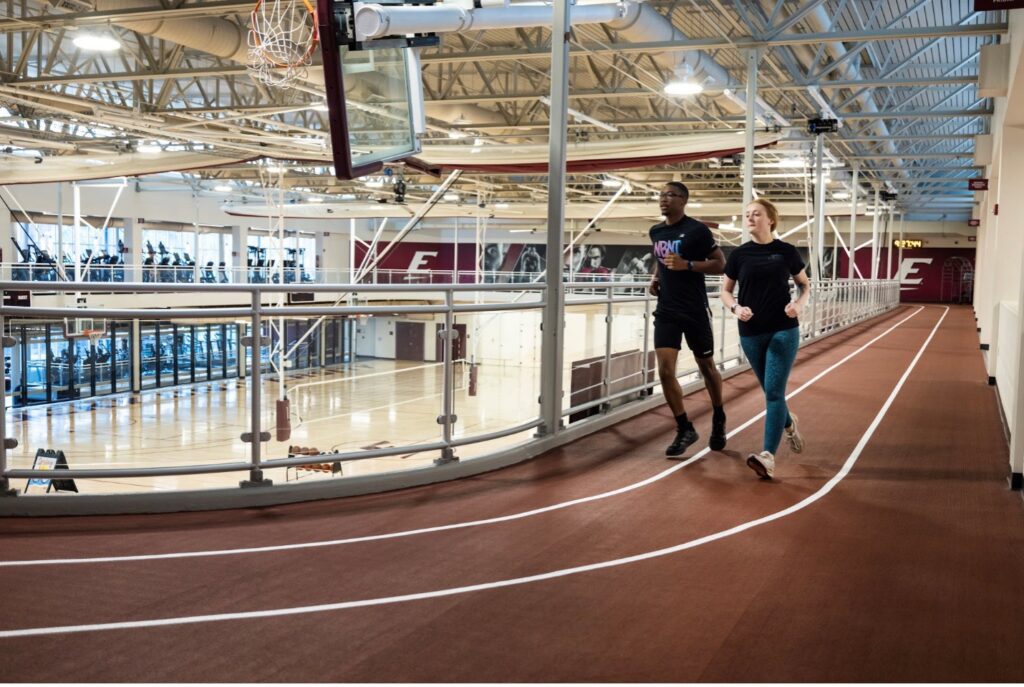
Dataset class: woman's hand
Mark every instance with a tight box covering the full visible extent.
[734,305,754,322]
[784,301,802,318]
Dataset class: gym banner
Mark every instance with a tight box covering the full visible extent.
[354,241,838,283]
[836,247,976,303]
[354,241,656,283]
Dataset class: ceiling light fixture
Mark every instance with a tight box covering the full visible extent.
[213,184,233,193]
[136,143,161,154]
[494,202,510,209]
[73,34,122,52]
[664,66,704,97]
[664,79,703,96]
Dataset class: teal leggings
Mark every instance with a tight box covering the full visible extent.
[740,327,800,454]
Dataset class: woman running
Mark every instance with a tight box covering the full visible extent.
[720,198,810,479]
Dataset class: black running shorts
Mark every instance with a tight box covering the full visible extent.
[653,308,715,359]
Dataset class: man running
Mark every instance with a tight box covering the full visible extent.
[649,181,727,457]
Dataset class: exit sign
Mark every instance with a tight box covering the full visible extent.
[968,178,989,191]
[893,239,923,249]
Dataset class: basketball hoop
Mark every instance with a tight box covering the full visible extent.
[82,329,105,347]
[64,317,107,343]
[247,0,319,88]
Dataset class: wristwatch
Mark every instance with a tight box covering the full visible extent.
[730,303,739,313]
[687,259,694,271]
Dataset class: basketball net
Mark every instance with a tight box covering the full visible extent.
[247,0,319,88]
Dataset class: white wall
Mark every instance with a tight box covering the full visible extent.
[976,9,1024,479]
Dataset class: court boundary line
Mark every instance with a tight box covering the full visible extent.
[0,307,927,568]
[0,307,948,638]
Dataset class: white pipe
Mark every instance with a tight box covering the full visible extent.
[870,188,880,280]
[848,165,858,280]
[355,1,627,40]
[607,2,730,89]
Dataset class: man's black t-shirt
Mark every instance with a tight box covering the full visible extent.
[724,239,806,337]
[649,216,717,318]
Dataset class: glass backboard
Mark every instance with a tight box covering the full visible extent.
[317,0,426,180]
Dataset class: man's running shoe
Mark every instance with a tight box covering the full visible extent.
[709,415,727,451]
[666,425,699,457]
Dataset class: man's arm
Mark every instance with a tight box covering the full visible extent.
[690,246,725,274]
[667,246,725,274]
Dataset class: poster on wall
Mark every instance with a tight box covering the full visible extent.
[836,247,976,303]
[353,240,670,284]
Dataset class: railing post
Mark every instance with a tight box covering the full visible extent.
[435,289,458,465]
[601,283,614,412]
[0,307,18,497]
[537,0,570,438]
[240,289,272,487]
[809,279,819,339]
[642,288,653,396]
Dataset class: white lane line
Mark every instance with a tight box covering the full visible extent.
[1,307,927,569]
[0,307,948,639]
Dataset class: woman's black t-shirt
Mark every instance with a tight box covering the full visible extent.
[724,239,805,337]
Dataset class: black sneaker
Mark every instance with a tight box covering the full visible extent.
[709,415,727,451]
[666,425,699,457]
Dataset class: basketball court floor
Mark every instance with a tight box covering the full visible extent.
[5,302,738,494]
[2,305,1021,682]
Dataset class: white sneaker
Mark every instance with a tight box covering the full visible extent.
[785,413,804,454]
[747,451,775,480]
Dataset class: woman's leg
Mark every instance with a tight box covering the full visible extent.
[761,327,800,454]
[739,332,771,391]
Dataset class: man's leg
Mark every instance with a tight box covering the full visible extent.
[686,312,726,451]
[696,355,726,450]
[695,355,723,408]
[656,347,685,416]
[656,347,698,457]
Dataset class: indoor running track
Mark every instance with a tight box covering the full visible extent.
[1,304,1021,682]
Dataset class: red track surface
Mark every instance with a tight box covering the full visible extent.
[0,305,1019,682]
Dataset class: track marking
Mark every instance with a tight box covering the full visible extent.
[0,308,948,638]
[1,307,927,568]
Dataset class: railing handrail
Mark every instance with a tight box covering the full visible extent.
[0,277,902,504]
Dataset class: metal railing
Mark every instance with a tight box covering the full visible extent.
[0,276,900,505]
[0,263,658,287]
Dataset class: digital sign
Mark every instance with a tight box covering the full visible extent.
[893,239,923,249]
